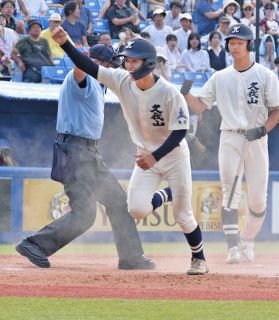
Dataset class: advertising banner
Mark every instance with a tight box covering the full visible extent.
[23,179,249,233]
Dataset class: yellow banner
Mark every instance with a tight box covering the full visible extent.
[23,179,248,232]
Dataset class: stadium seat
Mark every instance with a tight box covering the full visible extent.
[41,66,68,84]
[171,69,184,84]
[40,16,50,30]
[93,19,110,33]
[138,20,151,31]
[205,71,213,80]
[91,9,99,19]
[53,57,65,67]
[184,71,207,86]
[85,0,100,11]
[45,8,59,17]
[12,63,23,82]
[63,57,74,71]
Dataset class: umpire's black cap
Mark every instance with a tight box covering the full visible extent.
[89,44,120,67]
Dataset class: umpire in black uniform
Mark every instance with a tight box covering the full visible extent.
[15,44,155,270]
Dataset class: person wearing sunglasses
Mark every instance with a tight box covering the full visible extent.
[260,2,279,49]
[240,3,256,37]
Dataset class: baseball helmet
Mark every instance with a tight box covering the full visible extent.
[117,38,157,80]
[89,44,120,68]
[225,23,254,52]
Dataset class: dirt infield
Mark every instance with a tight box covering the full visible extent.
[0,253,279,300]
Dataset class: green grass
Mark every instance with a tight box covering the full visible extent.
[1,241,279,256]
[0,297,279,320]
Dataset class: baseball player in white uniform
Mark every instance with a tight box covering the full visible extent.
[52,28,209,275]
[181,23,279,264]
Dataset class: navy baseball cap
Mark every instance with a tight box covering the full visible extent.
[89,44,119,67]
[27,19,42,31]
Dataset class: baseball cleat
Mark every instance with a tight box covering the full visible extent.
[118,254,156,270]
[240,239,254,262]
[187,258,209,275]
[15,238,50,268]
[226,246,240,264]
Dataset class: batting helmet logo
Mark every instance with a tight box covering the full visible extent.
[126,40,135,49]
[231,26,240,34]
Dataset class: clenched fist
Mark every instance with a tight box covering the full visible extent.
[51,26,68,46]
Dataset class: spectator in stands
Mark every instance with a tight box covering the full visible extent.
[165,1,183,31]
[0,0,25,34]
[195,0,224,36]
[260,3,279,50]
[240,2,256,37]
[165,33,181,71]
[217,15,231,47]
[98,0,148,21]
[146,0,166,18]
[273,56,279,79]
[116,27,138,52]
[154,46,170,79]
[142,8,173,46]
[75,0,93,35]
[139,30,151,39]
[174,12,193,53]
[0,47,12,76]
[11,19,53,83]
[97,32,113,46]
[221,0,241,26]
[41,13,73,58]
[18,0,48,17]
[0,138,16,166]
[259,34,277,69]
[180,31,211,71]
[259,0,277,21]
[106,0,140,38]
[207,31,227,71]
[0,12,17,56]
[62,1,89,46]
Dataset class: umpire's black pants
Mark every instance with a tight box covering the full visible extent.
[28,134,144,260]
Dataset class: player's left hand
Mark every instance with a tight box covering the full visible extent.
[136,154,156,170]
[244,126,267,141]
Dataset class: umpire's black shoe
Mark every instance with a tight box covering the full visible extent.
[118,255,156,270]
[15,238,50,268]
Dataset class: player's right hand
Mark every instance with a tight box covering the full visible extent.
[180,79,194,95]
[51,26,68,45]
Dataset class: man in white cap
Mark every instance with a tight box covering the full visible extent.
[143,8,173,47]
[174,12,193,53]
[40,13,73,58]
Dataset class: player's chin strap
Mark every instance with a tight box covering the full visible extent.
[129,59,156,80]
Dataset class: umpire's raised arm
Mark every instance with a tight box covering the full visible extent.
[52,26,99,79]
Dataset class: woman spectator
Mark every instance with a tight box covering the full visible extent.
[0,0,26,34]
[207,31,227,71]
[259,34,277,69]
[260,3,279,50]
[240,2,256,37]
[180,32,211,72]
[221,0,241,26]
[116,27,138,52]
[165,33,181,71]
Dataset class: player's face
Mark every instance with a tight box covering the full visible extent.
[228,38,249,58]
[124,58,144,80]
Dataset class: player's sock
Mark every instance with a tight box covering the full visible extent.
[152,187,172,211]
[184,225,205,260]
[222,207,239,249]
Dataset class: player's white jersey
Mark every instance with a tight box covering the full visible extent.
[198,63,279,130]
[98,67,189,152]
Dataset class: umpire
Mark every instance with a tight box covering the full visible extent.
[16,44,155,270]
